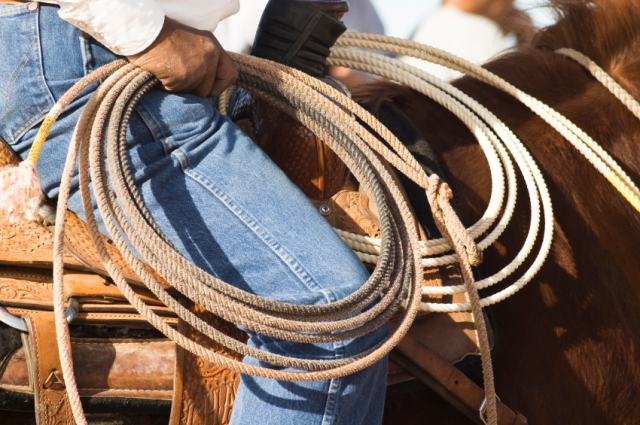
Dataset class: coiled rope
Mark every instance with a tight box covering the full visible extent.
[322,34,640,424]
[42,55,441,425]
[15,32,639,425]
[329,33,640,310]
[327,40,553,321]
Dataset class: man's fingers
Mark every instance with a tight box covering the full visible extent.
[127,18,223,95]
[193,55,220,98]
[126,20,235,98]
[210,51,238,97]
[210,78,233,98]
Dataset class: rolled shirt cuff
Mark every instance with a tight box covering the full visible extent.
[56,0,166,56]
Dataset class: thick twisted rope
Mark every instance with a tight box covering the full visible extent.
[556,48,640,123]
[426,175,497,424]
[325,34,640,425]
[51,61,132,425]
[41,56,429,424]
[44,52,501,425]
[329,35,640,303]
[217,84,236,115]
[328,45,553,314]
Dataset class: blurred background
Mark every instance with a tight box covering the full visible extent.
[372,0,555,38]
[217,0,557,54]
[215,0,558,84]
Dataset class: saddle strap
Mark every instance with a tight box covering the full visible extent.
[1,337,175,401]
[0,266,178,326]
[393,336,527,425]
[169,302,247,425]
[21,311,76,425]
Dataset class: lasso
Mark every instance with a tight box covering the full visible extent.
[1,32,639,425]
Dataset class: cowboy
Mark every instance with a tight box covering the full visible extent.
[0,1,387,424]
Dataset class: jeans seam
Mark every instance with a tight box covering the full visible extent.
[134,101,172,156]
[6,8,55,144]
[173,149,338,302]
[34,7,55,104]
[321,377,341,425]
[321,339,347,425]
[10,108,48,145]
[0,36,37,100]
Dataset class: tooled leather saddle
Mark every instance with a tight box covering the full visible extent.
[0,1,526,424]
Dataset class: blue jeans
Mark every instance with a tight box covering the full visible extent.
[0,4,388,424]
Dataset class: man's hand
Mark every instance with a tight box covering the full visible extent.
[127,18,238,97]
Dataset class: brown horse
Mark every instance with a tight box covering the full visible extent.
[363,0,640,423]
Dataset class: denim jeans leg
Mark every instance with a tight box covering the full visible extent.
[128,87,389,425]
[0,5,389,425]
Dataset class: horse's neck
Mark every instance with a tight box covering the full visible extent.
[444,56,640,306]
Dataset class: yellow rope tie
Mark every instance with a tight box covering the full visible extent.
[26,115,57,165]
[24,59,129,168]
[606,172,640,212]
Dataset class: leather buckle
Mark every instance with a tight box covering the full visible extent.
[479,395,502,425]
[479,397,489,425]
[0,297,79,332]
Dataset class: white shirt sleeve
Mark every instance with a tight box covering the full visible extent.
[156,0,239,35]
[55,0,166,55]
[50,0,240,56]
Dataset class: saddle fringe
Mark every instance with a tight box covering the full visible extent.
[0,161,43,224]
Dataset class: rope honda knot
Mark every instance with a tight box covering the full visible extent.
[425,174,444,211]
[425,175,483,266]
[0,160,43,224]
[437,181,454,202]
[465,244,483,267]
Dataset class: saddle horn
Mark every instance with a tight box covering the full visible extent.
[250,0,348,77]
